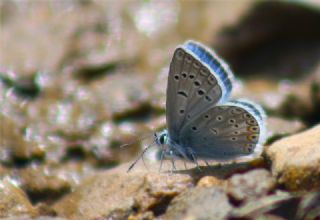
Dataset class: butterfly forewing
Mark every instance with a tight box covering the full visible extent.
[166,41,233,142]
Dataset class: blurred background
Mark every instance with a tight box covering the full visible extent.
[0,0,320,207]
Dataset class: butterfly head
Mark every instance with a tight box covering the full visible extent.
[154,129,169,146]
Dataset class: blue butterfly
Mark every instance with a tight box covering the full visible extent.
[128,40,266,171]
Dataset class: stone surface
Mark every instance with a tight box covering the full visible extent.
[164,187,232,220]
[266,117,305,139]
[266,124,320,191]
[227,169,276,202]
[229,192,292,219]
[53,161,193,220]
[197,176,225,188]
[16,162,96,203]
[0,178,38,218]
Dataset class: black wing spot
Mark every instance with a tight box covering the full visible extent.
[189,74,195,79]
[204,114,210,119]
[210,128,218,135]
[216,115,223,121]
[231,108,243,114]
[230,137,237,141]
[248,134,258,141]
[177,91,188,98]
[198,89,205,96]
[179,109,185,114]
[191,126,197,131]
[181,72,187,78]
[186,56,192,63]
[205,95,212,102]
[174,75,179,81]
[228,119,235,124]
[247,119,257,125]
[249,126,259,132]
[194,81,201,87]
[193,62,200,69]
[200,68,209,76]
[208,75,217,85]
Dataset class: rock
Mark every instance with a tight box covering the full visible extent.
[229,190,320,219]
[0,216,67,220]
[229,192,293,219]
[197,176,225,188]
[164,187,232,220]
[53,161,193,220]
[0,178,38,218]
[266,124,320,191]
[266,117,305,139]
[16,162,96,203]
[0,114,44,164]
[227,169,276,202]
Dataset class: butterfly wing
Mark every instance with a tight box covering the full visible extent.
[179,99,266,161]
[166,40,234,143]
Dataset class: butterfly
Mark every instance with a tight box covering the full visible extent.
[128,40,266,172]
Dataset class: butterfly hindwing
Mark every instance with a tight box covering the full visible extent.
[179,99,266,160]
[166,41,234,142]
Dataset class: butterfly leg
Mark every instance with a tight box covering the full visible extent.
[203,159,210,167]
[141,155,149,171]
[187,148,201,171]
[159,149,165,173]
[171,158,177,171]
[183,160,188,170]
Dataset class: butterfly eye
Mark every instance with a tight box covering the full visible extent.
[159,134,167,145]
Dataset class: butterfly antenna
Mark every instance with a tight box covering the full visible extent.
[127,140,155,173]
[120,132,154,149]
